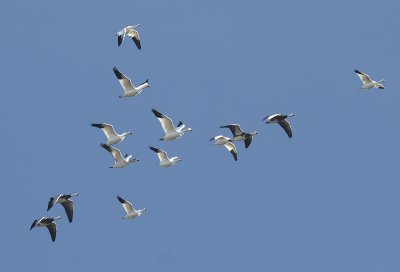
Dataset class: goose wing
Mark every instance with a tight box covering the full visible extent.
[100,144,124,163]
[149,146,169,162]
[47,197,56,211]
[30,218,41,230]
[220,124,243,137]
[61,200,74,223]
[127,29,141,49]
[354,69,372,85]
[278,120,293,138]
[224,141,238,161]
[46,223,57,242]
[244,135,253,149]
[151,109,176,134]
[91,123,118,140]
[117,195,134,214]
[113,67,134,92]
[117,34,125,47]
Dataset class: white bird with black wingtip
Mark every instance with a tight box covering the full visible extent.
[100,144,139,168]
[91,123,132,145]
[151,109,193,141]
[263,114,294,138]
[47,193,79,223]
[354,69,384,89]
[149,146,181,167]
[210,135,238,161]
[113,67,150,98]
[116,25,141,49]
[117,195,146,220]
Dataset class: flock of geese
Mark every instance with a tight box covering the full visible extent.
[30,24,385,242]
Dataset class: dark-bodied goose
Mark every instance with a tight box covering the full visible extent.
[100,144,139,168]
[220,124,258,148]
[354,69,384,89]
[151,109,193,141]
[263,114,294,138]
[91,123,132,145]
[210,135,238,161]
[47,193,79,223]
[117,25,141,49]
[149,146,181,167]
[117,195,146,219]
[30,216,61,242]
[113,67,150,98]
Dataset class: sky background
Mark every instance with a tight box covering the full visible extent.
[1,0,399,271]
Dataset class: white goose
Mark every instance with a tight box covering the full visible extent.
[117,25,141,49]
[151,109,193,141]
[100,144,139,168]
[354,69,384,89]
[30,216,61,242]
[113,67,150,98]
[220,124,258,148]
[91,123,132,145]
[117,195,146,220]
[263,114,294,138]
[149,146,181,167]
[210,135,238,161]
[47,193,79,223]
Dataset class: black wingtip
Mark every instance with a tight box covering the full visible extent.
[113,67,123,79]
[91,123,104,129]
[117,195,125,203]
[354,69,361,74]
[151,109,163,118]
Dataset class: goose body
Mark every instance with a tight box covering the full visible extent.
[263,113,294,138]
[30,216,61,242]
[354,69,384,89]
[100,144,139,168]
[149,146,181,167]
[91,123,132,145]
[220,124,257,148]
[47,193,79,223]
[210,135,238,161]
[151,109,193,141]
[117,195,146,219]
[113,67,150,98]
[117,25,141,49]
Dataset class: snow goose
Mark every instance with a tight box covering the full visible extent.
[100,144,139,168]
[113,67,150,98]
[354,69,384,89]
[91,123,132,145]
[117,25,141,49]
[220,124,258,148]
[117,195,146,219]
[263,114,294,138]
[151,109,193,141]
[47,193,79,223]
[210,135,238,161]
[149,146,181,167]
[30,216,61,242]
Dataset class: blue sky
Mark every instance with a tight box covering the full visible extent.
[1,0,399,271]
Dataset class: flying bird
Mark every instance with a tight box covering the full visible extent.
[47,193,79,223]
[149,146,181,167]
[220,124,258,148]
[30,216,61,242]
[117,195,146,219]
[113,67,150,98]
[210,135,238,161]
[100,144,139,168]
[91,123,132,145]
[151,109,193,141]
[263,114,294,138]
[354,69,384,89]
[116,25,141,49]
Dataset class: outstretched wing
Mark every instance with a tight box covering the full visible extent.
[224,142,238,161]
[113,67,134,92]
[91,123,118,140]
[46,223,57,242]
[278,120,293,138]
[354,69,372,85]
[220,124,242,137]
[127,29,141,49]
[149,146,168,162]
[100,144,124,163]
[117,195,134,214]
[244,135,253,149]
[61,201,74,223]
[151,109,176,134]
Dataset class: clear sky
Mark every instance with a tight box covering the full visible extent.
[1,0,399,271]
